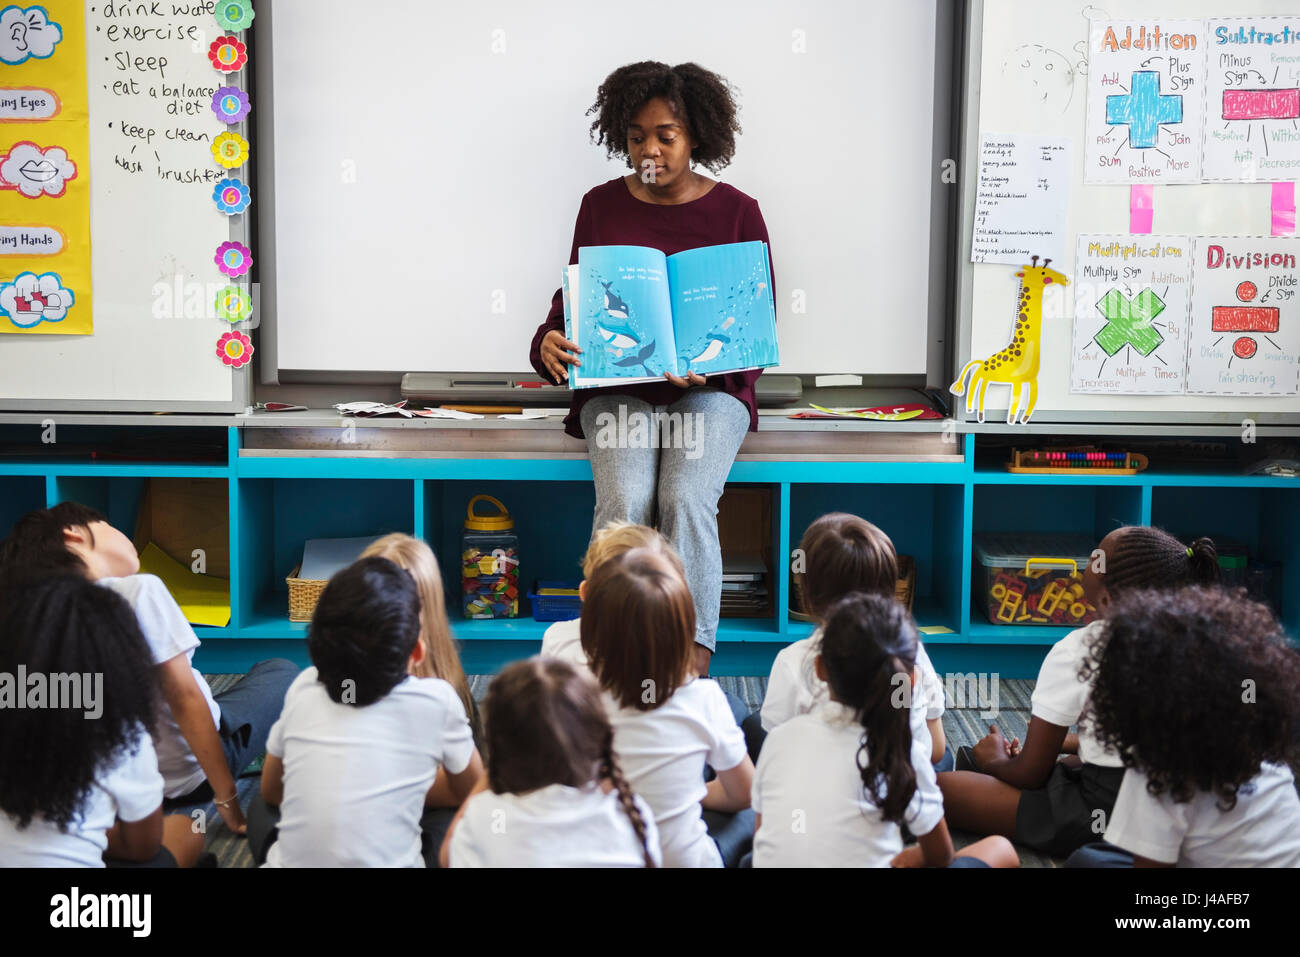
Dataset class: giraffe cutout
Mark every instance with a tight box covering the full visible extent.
[951,255,1070,424]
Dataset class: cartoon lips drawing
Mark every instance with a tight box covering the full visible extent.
[19,160,57,182]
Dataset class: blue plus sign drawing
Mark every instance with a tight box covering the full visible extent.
[1105,71,1183,149]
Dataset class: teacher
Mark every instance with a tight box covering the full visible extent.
[529,61,775,678]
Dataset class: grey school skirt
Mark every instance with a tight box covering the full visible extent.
[1015,762,1127,858]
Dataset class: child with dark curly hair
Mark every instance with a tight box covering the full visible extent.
[529,61,775,679]
[442,658,661,867]
[938,525,1220,857]
[1068,586,1300,867]
[0,576,204,867]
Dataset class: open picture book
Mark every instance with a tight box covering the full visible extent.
[560,241,779,388]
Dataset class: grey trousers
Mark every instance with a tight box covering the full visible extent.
[580,387,750,653]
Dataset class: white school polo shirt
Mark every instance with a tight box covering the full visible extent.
[1105,762,1300,867]
[538,616,595,682]
[1030,620,1122,767]
[97,574,223,797]
[603,677,748,868]
[448,782,663,867]
[751,700,946,868]
[0,726,163,867]
[761,630,944,741]
[264,668,476,868]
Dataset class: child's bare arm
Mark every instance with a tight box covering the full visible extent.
[105,809,164,863]
[702,757,754,812]
[157,656,245,833]
[927,717,947,766]
[1061,732,1080,754]
[425,750,484,807]
[976,718,1069,789]
[260,754,284,807]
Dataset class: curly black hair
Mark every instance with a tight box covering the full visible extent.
[586,61,742,174]
[308,556,422,707]
[0,575,159,831]
[1080,585,1300,811]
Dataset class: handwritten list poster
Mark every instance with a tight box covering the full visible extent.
[972,133,1071,267]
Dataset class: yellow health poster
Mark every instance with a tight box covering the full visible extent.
[0,2,91,335]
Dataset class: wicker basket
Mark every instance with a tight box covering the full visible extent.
[791,554,915,621]
[286,564,329,622]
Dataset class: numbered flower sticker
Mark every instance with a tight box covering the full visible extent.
[214,284,253,323]
[212,87,251,125]
[211,131,249,169]
[215,0,255,32]
[216,329,254,368]
[213,178,251,215]
[216,241,253,278]
[208,35,247,73]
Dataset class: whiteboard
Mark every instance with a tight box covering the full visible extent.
[0,1,248,411]
[260,0,947,379]
[959,0,1300,423]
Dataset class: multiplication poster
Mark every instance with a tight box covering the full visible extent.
[1071,234,1191,394]
[1186,237,1300,395]
[1202,17,1300,182]
[1084,18,1206,184]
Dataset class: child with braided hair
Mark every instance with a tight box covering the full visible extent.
[442,658,661,867]
[938,525,1220,858]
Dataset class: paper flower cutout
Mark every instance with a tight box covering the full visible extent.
[214,284,253,323]
[213,177,251,215]
[216,329,254,368]
[212,87,251,125]
[214,0,255,32]
[211,131,249,169]
[216,241,253,277]
[208,35,247,72]
[0,271,73,328]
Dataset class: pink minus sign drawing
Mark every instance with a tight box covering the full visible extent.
[1223,88,1300,121]
[1212,306,1280,333]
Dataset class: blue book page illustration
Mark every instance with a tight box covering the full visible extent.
[665,240,779,378]
[572,246,677,385]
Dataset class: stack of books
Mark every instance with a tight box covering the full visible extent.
[720,553,769,618]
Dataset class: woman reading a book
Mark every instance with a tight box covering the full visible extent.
[529,61,777,678]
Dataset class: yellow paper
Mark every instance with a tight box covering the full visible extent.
[137,542,231,628]
[0,1,92,334]
[918,625,955,635]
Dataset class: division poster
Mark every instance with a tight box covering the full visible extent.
[1071,234,1192,394]
[1186,237,1300,395]
[0,2,91,334]
[1084,18,1206,185]
[1202,16,1300,182]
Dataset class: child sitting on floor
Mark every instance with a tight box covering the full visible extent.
[762,513,950,771]
[938,526,1220,858]
[442,657,661,867]
[752,592,1017,868]
[0,575,205,868]
[0,503,298,835]
[1068,585,1300,868]
[252,556,483,867]
[581,545,754,867]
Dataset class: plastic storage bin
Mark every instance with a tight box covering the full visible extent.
[461,494,520,619]
[527,580,582,622]
[973,533,1099,627]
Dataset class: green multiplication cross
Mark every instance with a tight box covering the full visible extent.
[1094,288,1166,357]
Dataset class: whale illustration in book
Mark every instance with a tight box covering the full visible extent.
[679,316,737,370]
[593,280,656,373]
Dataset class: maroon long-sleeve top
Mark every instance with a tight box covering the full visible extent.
[529,176,775,441]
